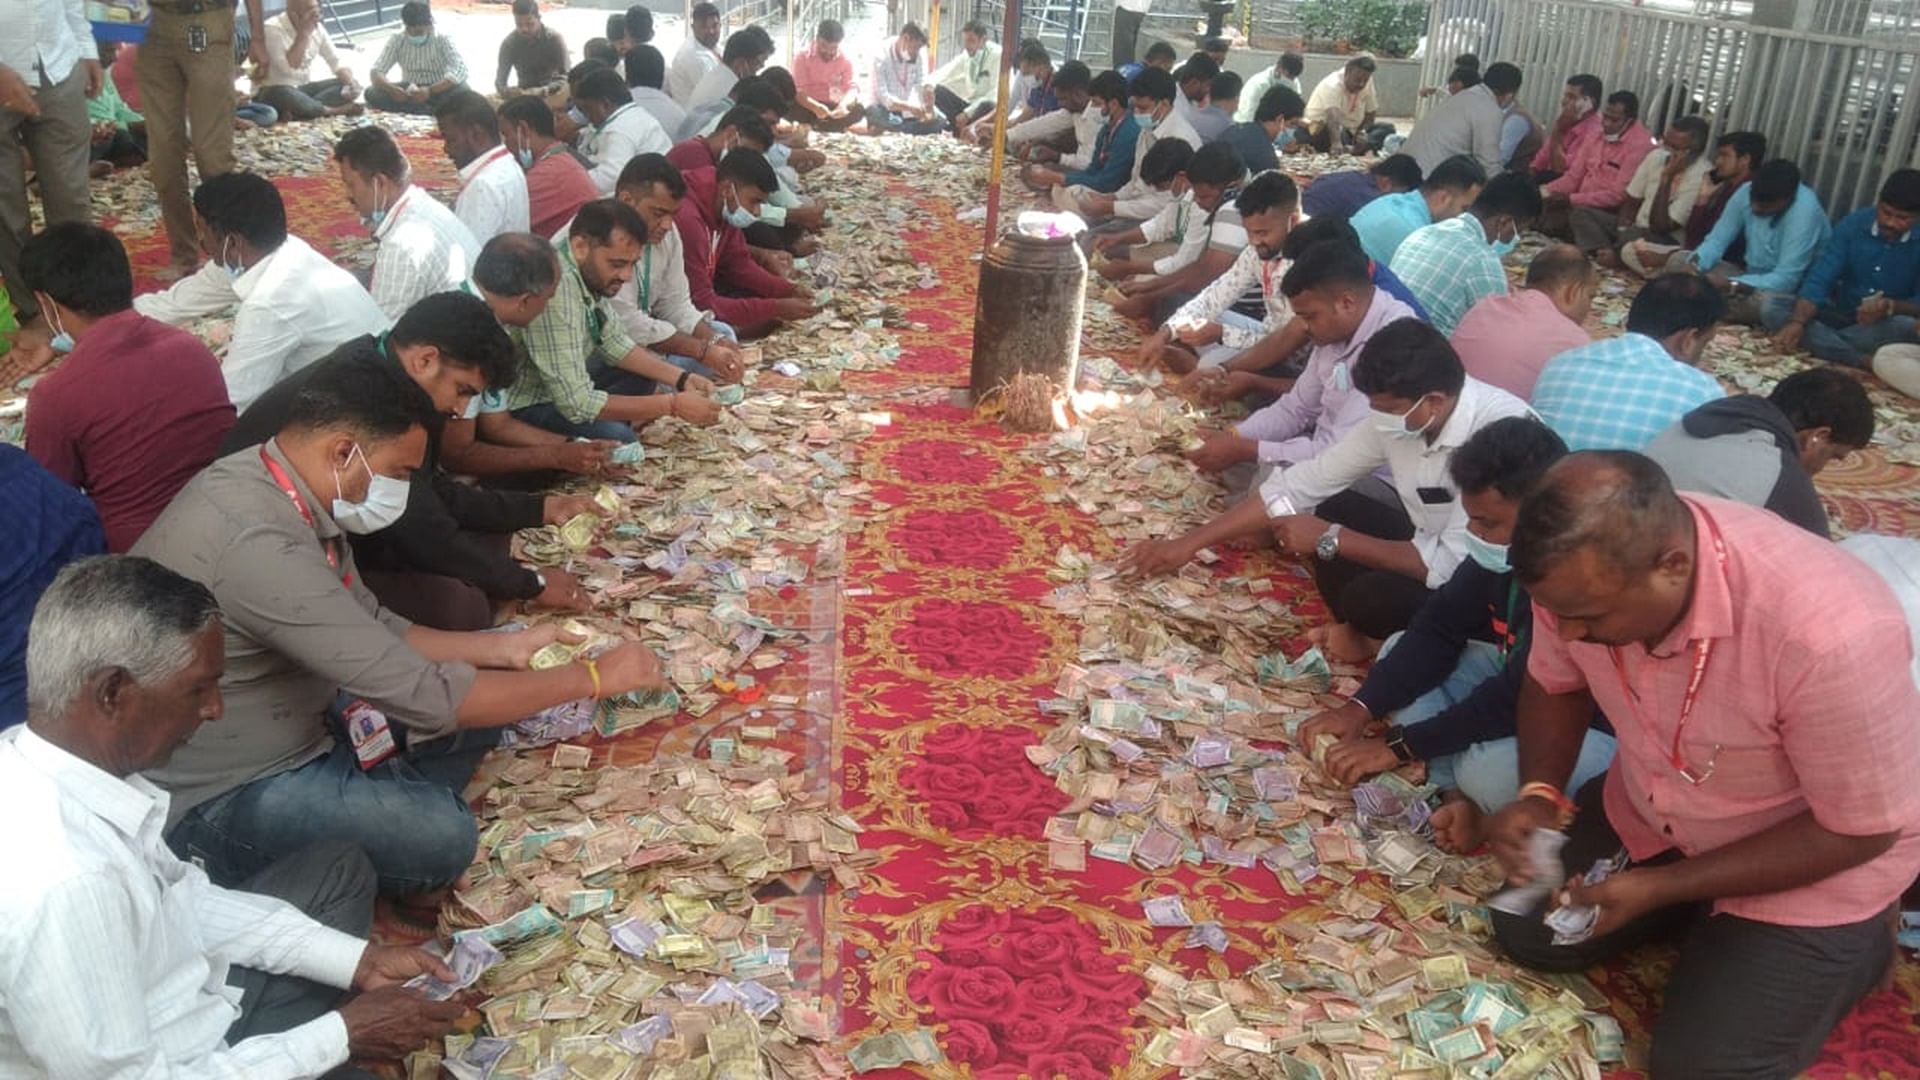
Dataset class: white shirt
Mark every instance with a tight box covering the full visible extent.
[1138,190,1206,276]
[454,146,530,243]
[668,36,721,103]
[1171,243,1290,349]
[1625,147,1713,232]
[1305,69,1379,133]
[608,225,709,347]
[583,102,671,194]
[257,12,344,90]
[1058,106,1107,170]
[1,0,93,88]
[927,42,1000,105]
[1260,376,1535,586]
[1114,108,1201,221]
[631,86,686,145]
[686,63,739,111]
[134,236,389,411]
[873,46,925,111]
[371,184,481,319]
[0,726,368,1078]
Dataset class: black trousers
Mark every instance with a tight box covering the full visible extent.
[1492,775,1895,1080]
[1111,6,1145,67]
[1308,486,1432,640]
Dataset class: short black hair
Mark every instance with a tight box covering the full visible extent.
[284,351,438,442]
[1255,84,1305,123]
[1371,153,1422,190]
[1511,451,1687,585]
[716,105,774,147]
[1053,60,1092,93]
[473,232,559,298]
[1668,114,1709,150]
[20,222,133,317]
[691,2,719,18]
[1019,41,1051,67]
[1346,55,1376,73]
[391,291,517,391]
[1770,367,1875,447]
[1607,89,1639,121]
[716,146,777,194]
[193,172,288,250]
[1453,53,1481,70]
[1474,172,1544,223]
[498,93,556,136]
[1176,54,1219,85]
[899,21,928,45]
[734,78,787,115]
[1448,66,1481,90]
[1625,272,1726,339]
[816,18,844,42]
[1880,168,1920,214]
[583,39,618,66]
[1449,417,1568,500]
[1235,169,1299,218]
[1131,66,1176,103]
[569,197,649,247]
[1209,70,1243,102]
[1717,130,1766,165]
[1352,319,1466,399]
[615,152,687,199]
[624,5,652,42]
[1567,74,1603,106]
[1281,214,1362,260]
[962,19,988,37]
[333,124,407,180]
[1089,70,1128,103]
[1750,159,1802,204]
[605,12,628,40]
[625,45,666,88]
[1145,41,1177,64]
[1139,138,1194,186]
[400,1,431,28]
[432,88,499,139]
[722,25,774,63]
[1201,36,1230,53]
[1524,243,1595,290]
[1186,140,1243,187]
[511,0,537,16]
[1483,61,1521,95]
[1425,154,1488,193]
[1278,51,1304,77]
[1280,239,1373,298]
[575,65,632,106]
[759,65,796,103]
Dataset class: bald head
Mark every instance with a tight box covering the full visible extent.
[1511,452,1698,647]
[1524,243,1598,325]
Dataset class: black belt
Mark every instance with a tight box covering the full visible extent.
[151,1,228,15]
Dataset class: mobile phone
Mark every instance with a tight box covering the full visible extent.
[187,24,208,52]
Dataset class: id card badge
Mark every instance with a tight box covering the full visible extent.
[342,699,397,769]
[187,24,209,53]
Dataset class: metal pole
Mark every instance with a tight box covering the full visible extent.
[982,0,1020,253]
[930,0,942,62]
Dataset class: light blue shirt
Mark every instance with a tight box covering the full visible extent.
[1499,110,1530,167]
[1350,190,1433,266]
[1689,183,1831,295]
[1531,332,1725,452]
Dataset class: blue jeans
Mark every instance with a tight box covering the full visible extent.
[168,712,502,897]
[1761,292,1916,368]
[1384,636,1618,813]
[235,102,278,127]
[865,104,945,135]
[509,357,663,441]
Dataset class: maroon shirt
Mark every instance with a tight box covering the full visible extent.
[25,309,236,552]
[665,136,718,175]
[672,165,795,328]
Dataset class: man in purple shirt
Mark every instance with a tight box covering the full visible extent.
[1301,154,1421,222]
[1121,241,1415,577]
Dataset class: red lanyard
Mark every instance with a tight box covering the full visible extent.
[1608,529,1729,783]
[459,146,512,195]
[1260,257,1283,301]
[259,448,353,587]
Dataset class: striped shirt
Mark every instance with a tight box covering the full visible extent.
[1388,214,1509,335]
[371,29,467,88]
[1531,332,1725,451]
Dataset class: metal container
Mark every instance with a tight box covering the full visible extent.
[968,228,1088,403]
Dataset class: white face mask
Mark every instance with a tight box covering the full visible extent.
[1369,397,1434,441]
[331,444,410,534]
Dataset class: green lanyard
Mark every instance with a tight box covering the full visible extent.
[637,244,652,313]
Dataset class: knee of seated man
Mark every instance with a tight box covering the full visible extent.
[1647,1024,1763,1080]
[384,802,480,892]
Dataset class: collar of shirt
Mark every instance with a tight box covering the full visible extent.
[371,184,424,242]
[1869,219,1913,243]
[11,726,167,842]
[1322,291,1413,370]
[233,235,313,300]
[262,436,345,541]
[1430,376,1516,453]
[1645,500,1736,658]
[459,147,512,187]
[555,241,608,339]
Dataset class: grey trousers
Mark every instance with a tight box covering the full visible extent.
[0,65,93,322]
[1491,774,1894,1080]
[1568,207,1676,257]
[224,840,381,1079]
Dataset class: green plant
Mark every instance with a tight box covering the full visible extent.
[1297,0,1428,57]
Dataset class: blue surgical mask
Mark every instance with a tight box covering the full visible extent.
[363,176,389,231]
[766,142,791,167]
[407,30,429,42]
[513,136,533,170]
[41,302,73,353]
[331,444,410,534]
[722,183,757,228]
[1133,108,1158,133]
[1464,531,1511,574]
[1490,223,1518,259]
[219,236,245,280]
[461,395,483,420]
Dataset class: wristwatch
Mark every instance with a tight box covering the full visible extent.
[1314,524,1343,562]
[1385,730,1416,765]
[533,571,548,591]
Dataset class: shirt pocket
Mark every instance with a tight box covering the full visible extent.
[1693,736,1798,802]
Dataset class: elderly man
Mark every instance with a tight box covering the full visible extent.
[255,0,363,122]
[1486,453,1920,1079]
[1304,55,1382,153]
[335,126,479,319]
[1573,115,1711,270]
[0,555,466,1076]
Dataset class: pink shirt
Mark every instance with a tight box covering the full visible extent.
[1546,122,1655,210]
[1449,288,1590,401]
[1529,110,1600,174]
[1528,496,1920,927]
[792,44,855,107]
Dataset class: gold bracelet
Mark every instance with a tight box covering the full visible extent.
[582,658,602,697]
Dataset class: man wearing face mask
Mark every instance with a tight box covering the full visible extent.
[21,223,234,555]
[220,291,605,631]
[574,65,671,194]
[365,1,470,115]
[1073,67,1199,226]
[499,95,599,240]
[335,125,481,321]
[1390,173,1542,335]
[1294,417,1617,851]
[133,172,388,412]
[673,149,813,338]
[501,199,724,440]
[435,89,531,243]
[1532,274,1726,452]
[1101,143,1251,322]
[1539,91,1653,240]
[1141,170,1298,373]
[1350,153,1486,267]
[1260,320,1535,663]
[612,154,749,384]
[134,357,669,901]
[1028,70,1138,202]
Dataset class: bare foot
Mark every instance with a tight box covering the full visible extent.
[1431,792,1486,854]
[1592,247,1622,271]
[88,160,113,179]
[1322,622,1382,664]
